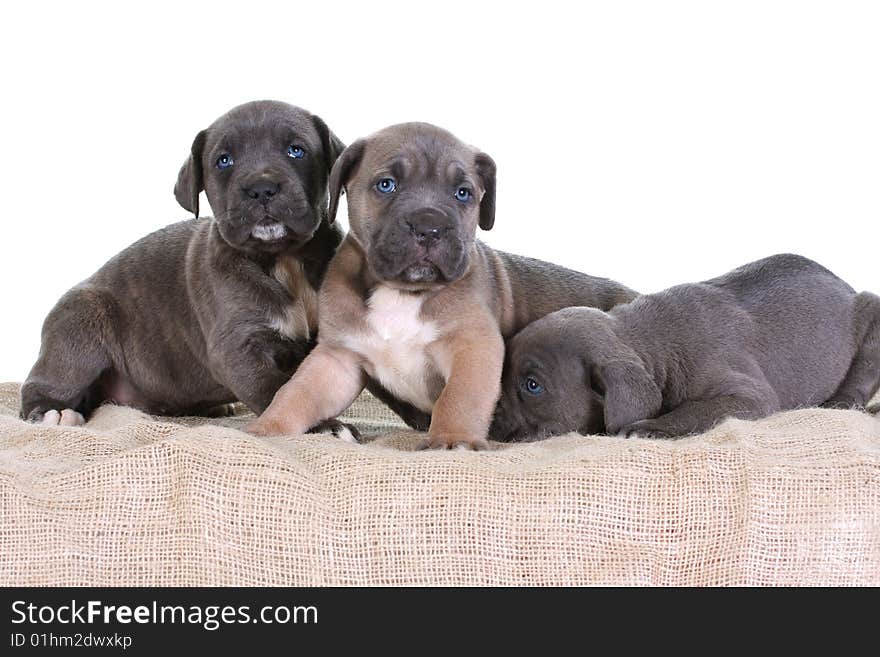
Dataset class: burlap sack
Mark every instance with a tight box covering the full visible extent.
[1,381,878,586]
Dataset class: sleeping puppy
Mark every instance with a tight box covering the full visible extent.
[21,100,345,426]
[490,254,880,440]
[245,122,638,448]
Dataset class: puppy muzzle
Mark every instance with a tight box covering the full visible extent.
[368,208,468,284]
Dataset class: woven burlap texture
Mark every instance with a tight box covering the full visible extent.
[1,381,878,586]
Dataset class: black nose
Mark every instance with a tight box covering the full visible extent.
[243,180,280,202]
[406,213,452,245]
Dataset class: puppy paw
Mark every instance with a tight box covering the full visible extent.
[417,434,489,451]
[243,419,288,437]
[308,419,362,444]
[618,420,672,439]
[821,398,860,410]
[36,409,85,427]
[204,403,238,417]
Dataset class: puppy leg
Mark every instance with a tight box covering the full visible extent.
[423,332,505,450]
[245,344,365,437]
[824,292,880,409]
[209,328,313,415]
[622,391,779,438]
[213,333,363,440]
[20,287,115,424]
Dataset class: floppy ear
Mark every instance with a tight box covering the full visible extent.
[591,360,662,434]
[311,114,346,174]
[474,152,496,231]
[327,139,366,224]
[174,130,207,217]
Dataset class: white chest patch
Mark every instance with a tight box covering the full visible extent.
[343,286,439,412]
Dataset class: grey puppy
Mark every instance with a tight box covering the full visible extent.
[491,254,880,441]
[21,100,344,426]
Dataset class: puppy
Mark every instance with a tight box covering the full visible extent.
[490,254,880,440]
[21,100,345,425]
[245,122,638,448]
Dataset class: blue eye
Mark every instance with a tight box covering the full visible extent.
[376,177,397,194]
[216,153,234,169]
[287,145,305,159]
[455,187,472,202]
[523,377,545,396]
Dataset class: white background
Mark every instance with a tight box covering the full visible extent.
[1,1,878,382]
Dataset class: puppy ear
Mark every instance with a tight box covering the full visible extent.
[591,360,662,434]
[328,139,366,224]
[174,130,207,217]
[475,152,496,231]
[311,114,346,174]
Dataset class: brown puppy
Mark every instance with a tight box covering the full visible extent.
[246,123,637,449]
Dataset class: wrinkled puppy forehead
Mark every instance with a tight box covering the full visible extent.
[204,100,321,153]
[510,333,571,372]
[360,122,482,180]
[512,308,614,360]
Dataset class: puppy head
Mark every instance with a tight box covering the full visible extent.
[174,100,344,254]
[489,308,662,441]
[327,122,496,290]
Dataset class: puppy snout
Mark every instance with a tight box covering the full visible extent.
[407,222,446,245]
[243,179,280,203]
[405,211,454,246]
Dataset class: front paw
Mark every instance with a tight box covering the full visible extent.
[417,433,489,451]
[205,403,238,418]
[244,419,290,437]
[822,397,861,410]
[308,419,362,444]
[29,408,86,427]
[618,420,673,439]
